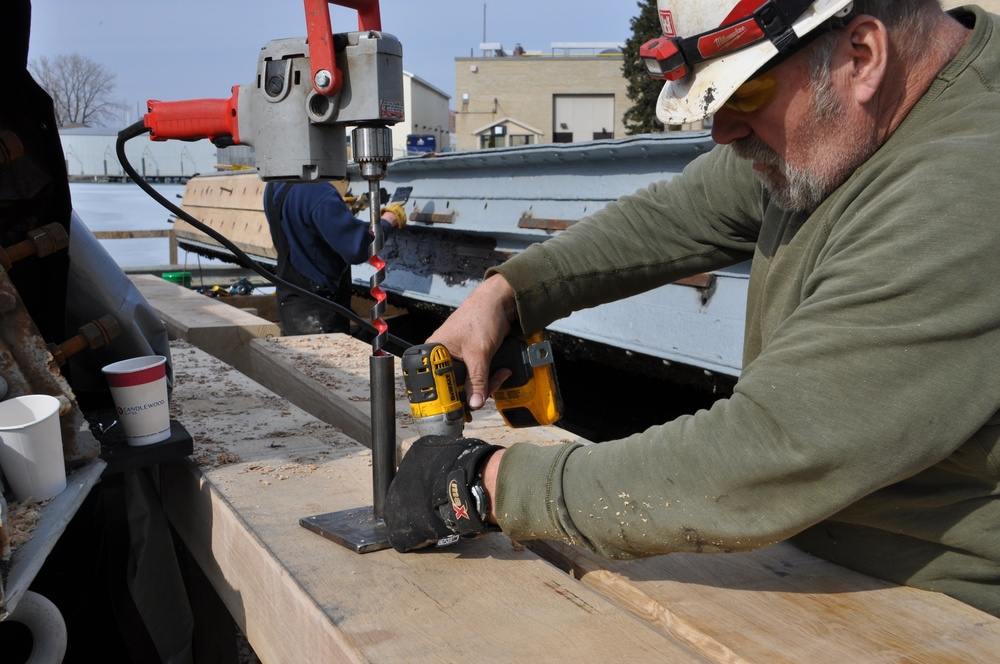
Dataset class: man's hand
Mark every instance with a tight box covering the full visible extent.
[381,202,407,228]
[385,435,502,552]
[427,274,518,410]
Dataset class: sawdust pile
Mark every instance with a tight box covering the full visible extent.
[1,498,44,573]
[5,500,42,552]
[168,340,362,471]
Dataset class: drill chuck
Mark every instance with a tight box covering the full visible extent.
[352,126,394,181]
[402,343,469,437]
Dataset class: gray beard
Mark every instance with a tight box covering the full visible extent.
[728,78,879,213]
[730,136,831,213]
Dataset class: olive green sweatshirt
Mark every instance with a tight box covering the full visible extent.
[492,6,1000,618]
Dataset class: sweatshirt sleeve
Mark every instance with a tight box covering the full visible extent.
[495,129,1000,562]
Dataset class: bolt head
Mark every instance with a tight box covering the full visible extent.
[314,70,332,89]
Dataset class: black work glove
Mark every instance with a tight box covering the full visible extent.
[385,435,502,552]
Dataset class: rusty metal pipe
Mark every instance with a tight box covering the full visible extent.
[0,223,69,271]
[47,315,122,367]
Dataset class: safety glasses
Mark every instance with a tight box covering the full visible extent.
[722,73,778,113]
[639,0,814,81]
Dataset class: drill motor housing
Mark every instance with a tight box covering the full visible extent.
[240,31,404,181]
[144,28,403,182]
[402,333,563,437]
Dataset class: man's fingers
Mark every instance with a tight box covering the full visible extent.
[464,361,491,410]
[465,367,512,410]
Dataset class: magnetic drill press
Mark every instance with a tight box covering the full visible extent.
[137,0,405,552]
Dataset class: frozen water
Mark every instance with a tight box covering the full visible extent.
[69,181,226,269]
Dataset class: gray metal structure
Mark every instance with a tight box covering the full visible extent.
[354,133,749,378]
[60,127,219,181]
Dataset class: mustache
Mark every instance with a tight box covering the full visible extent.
[730,136,781,166]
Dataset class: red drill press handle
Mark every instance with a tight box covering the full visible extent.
[144,89,241,144]
[141,1,382,142]
[304,0,383,96]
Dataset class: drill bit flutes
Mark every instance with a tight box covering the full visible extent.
[367,178,389,356]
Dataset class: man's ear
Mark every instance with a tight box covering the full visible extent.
[842,15,889,105]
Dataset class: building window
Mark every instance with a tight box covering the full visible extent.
[481,134,505,149]
[478,126,535,149]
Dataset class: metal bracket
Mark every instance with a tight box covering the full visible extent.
[300,506,390,554]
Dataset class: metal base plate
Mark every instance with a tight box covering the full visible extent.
[300,506,392,554]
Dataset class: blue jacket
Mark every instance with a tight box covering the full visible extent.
[264,182,393,292]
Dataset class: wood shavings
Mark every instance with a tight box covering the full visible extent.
[4,499,43,554]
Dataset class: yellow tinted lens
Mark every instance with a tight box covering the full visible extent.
[723,74,777,113]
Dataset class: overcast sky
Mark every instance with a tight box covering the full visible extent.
[27,0,639,125]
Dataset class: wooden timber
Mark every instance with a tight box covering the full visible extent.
[172,172,352,263]
[130,274,279,378]
[165,342,699,662]
[137,276,1000,662]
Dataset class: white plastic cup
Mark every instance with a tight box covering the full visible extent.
[102,355,170,446]
[0,394,67,503]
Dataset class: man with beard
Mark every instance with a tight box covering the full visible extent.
[384,1,1000,618]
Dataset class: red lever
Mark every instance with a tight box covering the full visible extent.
[144,89,241,144]
[333,0,382,31]
[304,0,383,96]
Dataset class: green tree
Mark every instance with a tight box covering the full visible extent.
[29,54,118,128]
[622,0,665,135]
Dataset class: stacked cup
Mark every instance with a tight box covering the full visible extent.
[0,394,66,503]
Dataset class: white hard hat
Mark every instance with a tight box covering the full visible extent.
[640,0,855,125]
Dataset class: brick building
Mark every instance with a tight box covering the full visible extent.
[453,43,632,152]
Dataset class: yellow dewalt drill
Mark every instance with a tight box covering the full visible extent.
[401,332,563,437]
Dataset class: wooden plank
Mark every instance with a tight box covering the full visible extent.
[247,334,406,449]
[172,173,355,263]
[225,293,278,323]
[180,173,267,210]
[245,334,584,451]
[163,342,700,662]
[149,297,1000,660]
[528,540,1000,663]
[240,337,1000,663]
[130,274,279,377]
[91,230,172,240]
[175,173,273,261]
[172,209,275,261]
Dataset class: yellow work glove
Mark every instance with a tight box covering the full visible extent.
[381,202,407,229]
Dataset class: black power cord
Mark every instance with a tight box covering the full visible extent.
[116,120,412,354]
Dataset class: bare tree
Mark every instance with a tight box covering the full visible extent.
[29,54,118,128]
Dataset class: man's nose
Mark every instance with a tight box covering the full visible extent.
[711,107,753,145]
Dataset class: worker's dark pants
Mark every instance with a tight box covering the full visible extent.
[276,267,353,335]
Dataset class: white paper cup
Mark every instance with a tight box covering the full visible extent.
[102,355,170,446]
[0,394,67,503]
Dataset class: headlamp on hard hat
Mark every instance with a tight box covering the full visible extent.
[640,0,820,82]
[640,37,688,81]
